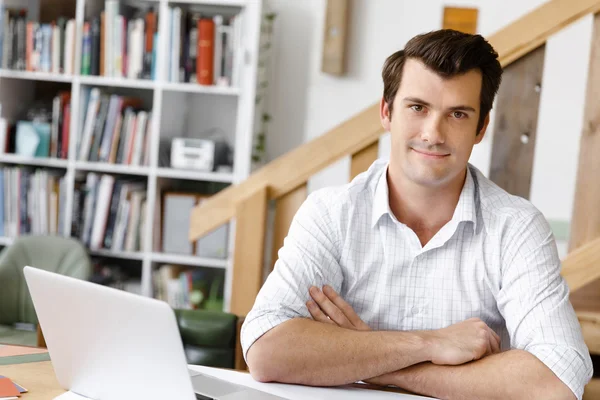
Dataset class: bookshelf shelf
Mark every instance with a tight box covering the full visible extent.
[150,252,228,269]
[0,0,262,312]
[0,69,74,83]
[155,167,234,182]
[161,82,240,96]
[168,0,247,6]
[74,161,150,176]
[78,76,157,90]
[89,248,145,261]
[0,154,69,168]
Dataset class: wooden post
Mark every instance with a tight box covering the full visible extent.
[230,187,268,316]
[570,13,600,252]
[489,45,546,199]
[569,13,600,313]
[350,142,378,180]
[270,184,308,272]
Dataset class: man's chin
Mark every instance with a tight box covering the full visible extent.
[406,168,452,188]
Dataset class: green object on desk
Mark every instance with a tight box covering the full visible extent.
[0,352,50,365]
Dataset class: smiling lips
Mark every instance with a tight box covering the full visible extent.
[411,148,450,159]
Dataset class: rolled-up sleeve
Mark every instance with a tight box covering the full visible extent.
[497,211,593,399]
[240,191,344,360]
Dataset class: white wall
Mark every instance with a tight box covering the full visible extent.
[263,0,593,249]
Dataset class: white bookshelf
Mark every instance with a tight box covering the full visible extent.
[74,161,151,176]
[150,252,228,269]
[0,0,263,312]
[155,167,234,182]
[0,153,69,168]
[0,69,74,83]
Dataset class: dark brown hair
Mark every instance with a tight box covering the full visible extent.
[382,29,502,133]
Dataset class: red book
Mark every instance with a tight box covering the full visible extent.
[197,18,214,85]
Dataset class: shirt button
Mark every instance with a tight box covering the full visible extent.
[411,306,420,315]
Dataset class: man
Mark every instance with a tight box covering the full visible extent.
[241,29,593,400]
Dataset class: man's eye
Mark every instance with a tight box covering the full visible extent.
[411,105,423,112]
[453,111,466,119]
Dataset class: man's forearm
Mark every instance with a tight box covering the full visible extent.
[370,349,575,400]
[246,318,431,386]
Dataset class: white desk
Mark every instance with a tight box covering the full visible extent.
[190,365,436,400]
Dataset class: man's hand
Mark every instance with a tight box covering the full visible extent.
[308,286,501,366]
[427,318,501,365]
[306,285,371,331]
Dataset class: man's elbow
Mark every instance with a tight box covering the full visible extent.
[246,339,278,383]
[537,378,576,400]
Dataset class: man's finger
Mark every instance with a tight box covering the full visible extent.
[309,286,353,328]
[306,300,335,326]
[323,285,370,331]
[485,335,493,357]
[488,328,501,354]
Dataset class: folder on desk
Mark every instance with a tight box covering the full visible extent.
[0,376,20,398]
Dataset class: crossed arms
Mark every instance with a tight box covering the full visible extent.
[247,285,575,400]
[241,193,592,400]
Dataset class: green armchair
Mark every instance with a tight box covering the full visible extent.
[0,235,92,346]
[0,235,246,370]
[175,309,246,370]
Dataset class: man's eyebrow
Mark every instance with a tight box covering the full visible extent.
[402,97,431,106]
[402,97,476,113]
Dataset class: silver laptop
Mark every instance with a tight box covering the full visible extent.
[23,266,283,400]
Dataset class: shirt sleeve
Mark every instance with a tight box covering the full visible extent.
[496,210,593,399]
[240,190,344,360]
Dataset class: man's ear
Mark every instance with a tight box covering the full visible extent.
[380,97,392,131]
[475,113,490,144]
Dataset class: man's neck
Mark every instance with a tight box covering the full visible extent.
[387,167,467,246]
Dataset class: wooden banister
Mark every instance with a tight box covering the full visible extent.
[561,236,600,292]
[490,0,600,67]
[230,186,268,316]
[190,0,600,243]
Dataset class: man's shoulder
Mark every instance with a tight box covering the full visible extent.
[308,159,384,214]
[470,165,547,227]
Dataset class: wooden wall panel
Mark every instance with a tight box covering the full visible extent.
[443,7,479,34]
[321,0,349,75]
[350,142,378,180]
[489,45,545,199]
[570,13,600,252]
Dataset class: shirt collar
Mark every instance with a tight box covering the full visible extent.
[371,164,478,230]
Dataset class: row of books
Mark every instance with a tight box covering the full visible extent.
[73,173,147,252]
[77,87,152,165]
[153,264,224,310]
[168,7,242,86]
[0,8,77,74]
[0,167,67,238]
[85,1,157,79]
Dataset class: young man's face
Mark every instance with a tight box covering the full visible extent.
[380,58,489,189]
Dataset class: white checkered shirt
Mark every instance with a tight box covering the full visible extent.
[241,160,593,399]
